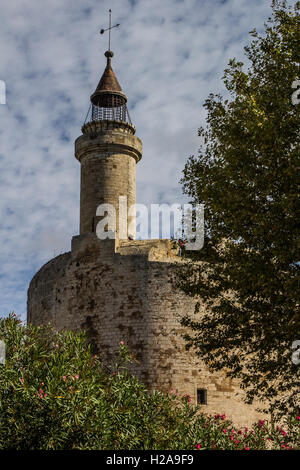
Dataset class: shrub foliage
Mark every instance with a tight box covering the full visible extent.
[0,314,299,450]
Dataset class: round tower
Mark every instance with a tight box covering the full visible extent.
[75,50,142,242]
[27,34,267,429]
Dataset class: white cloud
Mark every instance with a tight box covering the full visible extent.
[0,0,275,320]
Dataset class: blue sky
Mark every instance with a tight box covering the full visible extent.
[0,0,276,320]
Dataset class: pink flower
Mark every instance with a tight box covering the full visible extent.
[258,420,265,427]
[296,416,300,421]
[281,430,287,436]
[62,376,66,381]
[120,341,124,345]
[244,447,250,450]
[74,374,79,379]
[230,435,234,441]
[41,382,44,385]
[196,444,201,449]
[223,429,227,433]
[214,413,226,420]
[184,394,191,403]
[55,344,59,348]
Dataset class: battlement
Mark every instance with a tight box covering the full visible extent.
[71,233,182,263]
[117,238,180,261]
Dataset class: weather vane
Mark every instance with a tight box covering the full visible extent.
[100,9,120,51]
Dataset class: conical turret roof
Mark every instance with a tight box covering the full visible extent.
[90,51,127,107]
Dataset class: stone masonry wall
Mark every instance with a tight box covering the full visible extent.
[27,234,265,427]
[75,129,142,238]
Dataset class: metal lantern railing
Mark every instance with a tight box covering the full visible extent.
[84,101,132,126]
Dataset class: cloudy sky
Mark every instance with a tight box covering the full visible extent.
[0,0,277,320]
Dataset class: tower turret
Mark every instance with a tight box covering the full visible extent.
[75,49,142,241]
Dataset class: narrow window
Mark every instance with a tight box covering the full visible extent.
[197,388,207,405]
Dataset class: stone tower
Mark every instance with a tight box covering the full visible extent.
[27,45,266,428]
[76,49,142,241]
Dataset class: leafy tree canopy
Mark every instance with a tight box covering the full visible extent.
[179,0,300,419]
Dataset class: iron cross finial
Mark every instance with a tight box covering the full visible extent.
[100,9,120,51]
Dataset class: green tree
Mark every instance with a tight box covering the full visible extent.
[179,0,300,419]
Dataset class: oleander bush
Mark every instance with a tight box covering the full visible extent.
[0,314,299,450]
